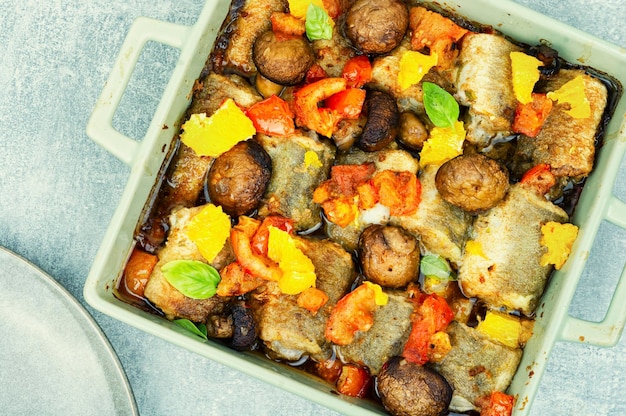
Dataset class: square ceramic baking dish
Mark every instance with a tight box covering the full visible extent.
[85,1,626,414]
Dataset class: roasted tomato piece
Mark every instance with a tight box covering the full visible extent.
[122,248,157,299]
[325,88,366,120]
[337,364,371,398]
[293,77,347,137]
[341,55,372,88]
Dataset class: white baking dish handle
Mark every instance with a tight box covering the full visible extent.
[559,195,626,347]
[86,17,190,166]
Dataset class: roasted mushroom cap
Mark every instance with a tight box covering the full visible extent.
[435,153,510,213]
[357,90,399,152]
[345,0,409,55]
[252,30,315,86]
[359,225,420,288]
[377,356,452,416]
[206,140,272,217]
[230,302,257,351]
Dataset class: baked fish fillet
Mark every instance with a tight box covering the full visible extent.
[338,291,414,375]
[257,131,336,232]
[455,33,521,148]
[432,321,522,412]
[458,184,568,315]
[390,164,472,266]
[210,0,285,76]
[513,68,608,179]
[138,73,262,251]
[251,238,356,361]
[144,206,234,322]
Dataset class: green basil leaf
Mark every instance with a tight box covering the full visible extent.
[420,254,452,279]
[162,260,220,299]
[174,319,208,340]
[305,3,333,41]
[422,82,459,128]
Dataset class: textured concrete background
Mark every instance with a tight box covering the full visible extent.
[1,1,625,415]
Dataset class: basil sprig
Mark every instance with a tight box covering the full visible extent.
[305,3,333,41]
[162,260,220,299]
[174,319,208,340]
[420,254,453,280]
[422,82,459,128]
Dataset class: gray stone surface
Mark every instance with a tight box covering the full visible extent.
[0,1,624,415]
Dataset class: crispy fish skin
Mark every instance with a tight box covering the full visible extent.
[514,69,608,179]
[251,238,356,361]
[338,291,414,375]
[144,206,234,322]
[257,132,336,232]
[458,184,568,315]
[390,164,472,266]
[431,321,522,412]
[211,0,285,76]
[455,33,521,148]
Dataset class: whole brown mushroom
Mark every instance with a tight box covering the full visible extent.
[206,140,272,217]
[345,0,409,55]
[377,356,452,416]
[252,30,315,86]
[359,225,420,288]
[435,153,510,213]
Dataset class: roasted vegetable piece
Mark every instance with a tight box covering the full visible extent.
[478,391,515,416]
[270,11,305,38]
[402,293,454,365]
[398,111,428,151]
[217,262,265,297]
[372,170,421,216]
[341,55,372,88]
[357,89,399,151]
[121,249,158,300]
[325,282,387,346]
[359,225,420,288]
[325,88,366,120]
[252,30,315,86]
[435,153,510,213]
[297,287,330,314]
[230,302,258,351]
[408,6,469,69]
[336,364,371,398]
[519,163,555,196]
[230,217,282,283]
[512,92,553,137]
[345,0,409,55]
[206,140,272,217]
[293,77,347,137]
[245,95,295,137]
[377,356,452,416]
